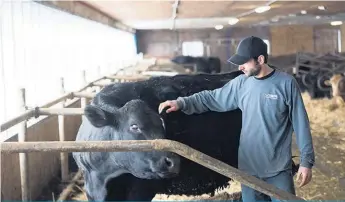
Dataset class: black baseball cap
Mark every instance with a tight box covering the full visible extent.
[227,36,267,65]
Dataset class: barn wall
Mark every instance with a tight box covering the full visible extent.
[1,0,137,127]
[1,100,82,200]
[270,25,314,56]
[266,24,340,56]
[136,26,270,72]
[137,24,341,69]
[313,25,340,54]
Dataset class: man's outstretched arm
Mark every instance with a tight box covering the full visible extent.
[159,75,243,115]
[176,76,243,115]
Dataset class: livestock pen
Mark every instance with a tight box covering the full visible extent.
[1,58,305,202]
[0,61,152,201]
[2,0,345,201]
[1,57,345,201]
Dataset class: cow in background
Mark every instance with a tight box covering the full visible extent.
[171,55,222,73]
[325,74,345,108]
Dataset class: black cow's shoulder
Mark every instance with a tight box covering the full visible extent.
[91,70,243,112]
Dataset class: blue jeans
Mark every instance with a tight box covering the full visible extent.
[241,170,296,202]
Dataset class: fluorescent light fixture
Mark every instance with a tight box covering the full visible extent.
[301,10,307,14]
[271,17,279,22]
[331,21,343,26]
[316,16,320,19]
[228,18,239,25]
[318,6,325,10]
[255,6,271,13]
[215,25,224,30]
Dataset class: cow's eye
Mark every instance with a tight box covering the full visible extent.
[130,124,141,133]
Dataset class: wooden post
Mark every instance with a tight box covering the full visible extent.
[18,88,29,201]
[59,78,69,182]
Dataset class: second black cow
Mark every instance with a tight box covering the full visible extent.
[72,70,298,201]
[171,55,222,73]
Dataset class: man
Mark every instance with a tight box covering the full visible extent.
[158,36,315,201]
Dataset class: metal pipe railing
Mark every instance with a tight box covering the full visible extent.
[17,88,29,201]
[105,75,150,81]
[0,140,305,202]
[72,92,96,99]
[0,65,148,201]
[0,110,35,132]
[0,73,142,133]
[37,108,85,116]
[0,64,305,201]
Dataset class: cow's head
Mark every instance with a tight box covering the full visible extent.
[324,74,345,97]
[325,74,343,86]
[84,99,180,179]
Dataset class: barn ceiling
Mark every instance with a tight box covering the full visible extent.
[83,1,345,30]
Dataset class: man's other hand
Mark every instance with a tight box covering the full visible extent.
[296,166,312,187]
[159,100,179,114]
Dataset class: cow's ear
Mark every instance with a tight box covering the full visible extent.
[84,105,109,127]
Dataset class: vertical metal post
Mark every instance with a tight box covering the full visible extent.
[59,78,68,182]
[18,88,29,201]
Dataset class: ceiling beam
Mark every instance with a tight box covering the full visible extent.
[235,0,278,19]
[252,12,345,27]
[36,1,136,34]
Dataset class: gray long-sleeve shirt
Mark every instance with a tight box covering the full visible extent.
[176,69,315,178]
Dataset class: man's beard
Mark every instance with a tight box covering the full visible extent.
[247,64,261,77]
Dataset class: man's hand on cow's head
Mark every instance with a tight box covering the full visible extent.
[159,100,179,114]
[295,166,312,188]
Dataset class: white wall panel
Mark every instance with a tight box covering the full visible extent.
[0,0,137,140]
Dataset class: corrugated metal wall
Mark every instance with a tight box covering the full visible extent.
[0,0,137,138]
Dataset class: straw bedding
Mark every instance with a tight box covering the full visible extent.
[55,93,345,201]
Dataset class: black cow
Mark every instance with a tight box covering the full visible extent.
[72,70,298,201]
[207,57,222,73]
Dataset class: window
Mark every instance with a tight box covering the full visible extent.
[338,29,342,53]
[182,41,204,57]
[263,39,270,55]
